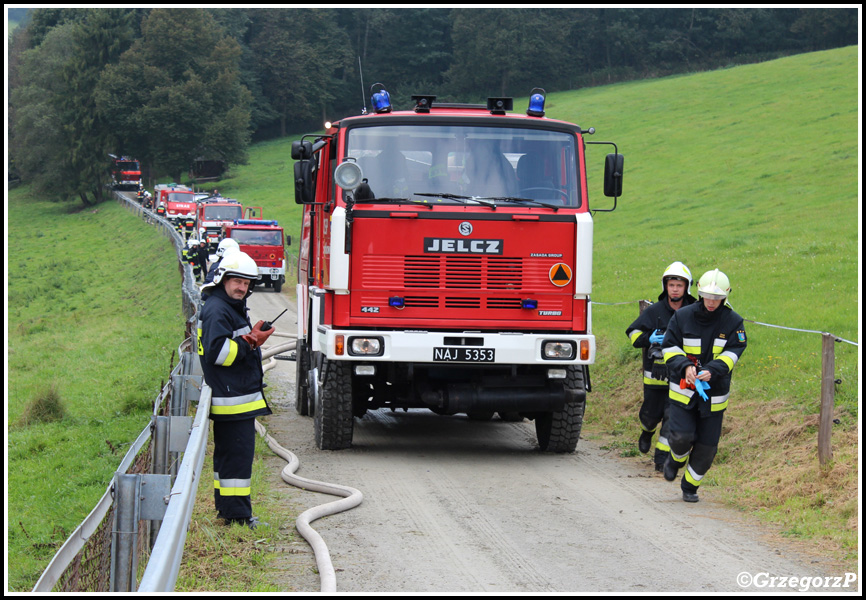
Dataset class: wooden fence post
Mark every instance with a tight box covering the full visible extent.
[818,333,836,466]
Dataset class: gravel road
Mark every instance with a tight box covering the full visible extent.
[246,289,850,594]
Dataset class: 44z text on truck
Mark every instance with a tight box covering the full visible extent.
[292,88,623,452]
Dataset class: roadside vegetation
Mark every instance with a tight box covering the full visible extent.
[7,46,858,590]
[6,190,182,589]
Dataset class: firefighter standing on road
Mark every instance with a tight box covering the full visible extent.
[661,269,747,502]
[195,240,209,283]
[626,262,696,471]
[198,251,274,527]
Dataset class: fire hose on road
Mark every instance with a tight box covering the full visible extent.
[258,338,364,593]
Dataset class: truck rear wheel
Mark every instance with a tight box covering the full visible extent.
[314,357,355,450]
[535,366,586,453]
[273,277,283,293]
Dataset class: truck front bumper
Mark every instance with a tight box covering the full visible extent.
[311,326,595,366]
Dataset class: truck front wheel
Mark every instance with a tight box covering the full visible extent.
[314,357,355,450]
[535,366,586,453]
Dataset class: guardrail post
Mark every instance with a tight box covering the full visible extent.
[110,473,141,592]
[818,333,837,466]
[150,416,170,546]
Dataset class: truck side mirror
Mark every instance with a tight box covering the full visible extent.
[285,235,292,247]
[294,160,317,204]
[291,140,313,160]
[603,153,624,198]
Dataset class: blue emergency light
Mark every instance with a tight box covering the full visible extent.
[522,299,539,310]
[527,88,546,117]
[371,84,392,114]
[234,219,278,226]
[389,296,405,308]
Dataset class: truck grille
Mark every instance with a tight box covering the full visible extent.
[367,255,525,290]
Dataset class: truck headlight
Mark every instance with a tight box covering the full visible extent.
[348,336,383,356]
[542,340,575,360]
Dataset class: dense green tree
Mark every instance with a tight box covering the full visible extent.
[250,8,352,136]
[9,24,77,200]
[96,8,252,182]
[447,9,572,98]
[346,8,452,108]
[58,9,136,206]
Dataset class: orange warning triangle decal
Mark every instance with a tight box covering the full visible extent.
[549,263,573,287]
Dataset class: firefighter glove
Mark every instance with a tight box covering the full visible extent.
[649,329,665,345]
[694,372,710,401]
[242,320,275,349]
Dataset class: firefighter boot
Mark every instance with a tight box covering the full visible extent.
[663,455,683,482]
[682,490,699,503]
[638,429,654,454]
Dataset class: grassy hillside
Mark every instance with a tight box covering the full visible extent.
[213,46,859,566]
[6,190,188,589]
[554,46,859,565]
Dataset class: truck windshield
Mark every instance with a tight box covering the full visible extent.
[345,124,580,207]
[117,161,139,170]
[232,230,283,246]
[204,205,243,220]
[168,192,193,203]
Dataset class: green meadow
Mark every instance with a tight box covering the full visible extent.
[6,193,185,589]
[7,46,859,589]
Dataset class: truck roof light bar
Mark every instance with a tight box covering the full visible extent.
[234,219,278,226]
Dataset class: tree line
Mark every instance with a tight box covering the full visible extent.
[8,7,857,205]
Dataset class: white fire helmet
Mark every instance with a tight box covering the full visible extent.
[697,269,731,301]
[213,251,260,285]
[216,237,240,258]
[662,261,692,295]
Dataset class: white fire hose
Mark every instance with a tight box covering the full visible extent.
[258,339,364,593]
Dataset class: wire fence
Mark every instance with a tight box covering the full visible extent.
[592,299,858,347]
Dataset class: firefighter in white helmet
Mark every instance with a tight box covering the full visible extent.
[625,261,696,471]
[203,237,241,285]
[660,269,747,502]
[197,251,274,527]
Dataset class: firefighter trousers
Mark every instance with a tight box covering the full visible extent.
[666,402,724,494]
[212,418,256,520]
[639,385,672,467]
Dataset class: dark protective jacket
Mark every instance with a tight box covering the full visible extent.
[626,291,696,386]
[198,285,271,421]
[661,301,747,413]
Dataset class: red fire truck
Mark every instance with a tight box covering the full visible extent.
[196,195,244,249]
[292,90,623,451]
[221,218,288,292]
[109,155,141,190]
[154,184,197,232]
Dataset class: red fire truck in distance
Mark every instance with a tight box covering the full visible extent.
[221,218,288,292]
[109,155,141,190]
[196,195,243,250]
[292,90,623,452]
